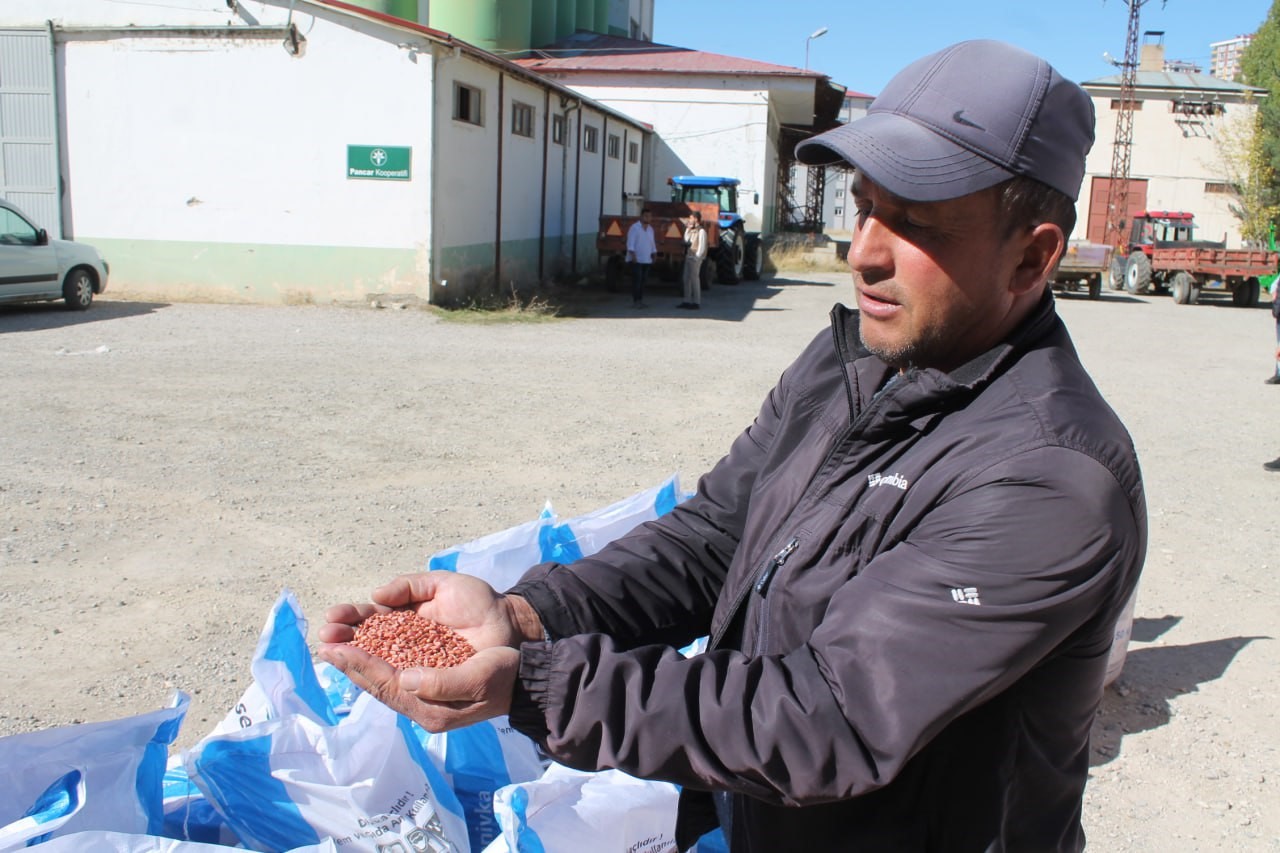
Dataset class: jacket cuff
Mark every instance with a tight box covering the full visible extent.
[508,640,554,742]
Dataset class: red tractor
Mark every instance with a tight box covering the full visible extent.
[1109,210,1278,307]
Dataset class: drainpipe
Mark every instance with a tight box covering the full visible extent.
[539,87,550,282]
[571,99,583,276]
[46,20,65,239]
[495,72,505,296]
[598,114,608,218]
[560,97,579,274]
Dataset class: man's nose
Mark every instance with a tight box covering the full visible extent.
[848,217,892,281]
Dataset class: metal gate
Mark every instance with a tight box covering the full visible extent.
[0,28,61,237]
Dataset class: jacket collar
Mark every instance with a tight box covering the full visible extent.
[830,289,1064,430]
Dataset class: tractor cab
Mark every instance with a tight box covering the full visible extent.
[668,176,743,232]
[1129,210,1197,248]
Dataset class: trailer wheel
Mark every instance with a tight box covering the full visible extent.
[1232,277,1261,308]
[1088,275,1102,300]
[1170,271,1196,305]
[1109,254,1126,290]
[1124,251,1152,294]
[604,255,625,292]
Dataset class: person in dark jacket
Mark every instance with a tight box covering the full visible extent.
[320,40,1148,852]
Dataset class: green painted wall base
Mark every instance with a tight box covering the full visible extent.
[83,237,427,304]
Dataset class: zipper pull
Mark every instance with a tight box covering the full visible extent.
[754,537,800,596]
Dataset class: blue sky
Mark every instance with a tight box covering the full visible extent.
[652,1,1271,95]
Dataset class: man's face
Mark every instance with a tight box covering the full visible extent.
[641,211,652,225]
[847,174,1029,372]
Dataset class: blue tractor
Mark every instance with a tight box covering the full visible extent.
[668,176,763,283]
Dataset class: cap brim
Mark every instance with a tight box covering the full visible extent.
[795,113,1014,202]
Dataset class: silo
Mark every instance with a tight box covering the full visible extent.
[430,0,532,53]
[531,0,558,47]
[574,0,595,33]
[555,0,577,38]
[593,0,609,34]
[344,0,418,21]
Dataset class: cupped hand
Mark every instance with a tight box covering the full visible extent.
[317,571,521,653]
[317,642,520,733]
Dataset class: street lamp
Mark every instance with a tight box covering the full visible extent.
[805,26,828,71]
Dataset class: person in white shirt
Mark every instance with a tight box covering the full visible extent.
[625,208,656,308]
[679,211,708,310]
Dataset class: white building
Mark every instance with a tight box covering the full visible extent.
[818,91,874,236]
[1079,42,1267,249]
[513,33,846,235]
[2,0,648,305]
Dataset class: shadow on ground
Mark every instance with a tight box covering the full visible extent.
[547,273,838,322]
[1089,617,1268,766]
[0,298,169,333]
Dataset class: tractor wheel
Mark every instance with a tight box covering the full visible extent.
[743,236,763,281]
[1170,271,1196,305]
[716,227,744,285]
[1124,251,1152,294]
[1108,254,1126,290]
[699,255,715,291]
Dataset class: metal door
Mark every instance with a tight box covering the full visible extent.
[0,28,61,237]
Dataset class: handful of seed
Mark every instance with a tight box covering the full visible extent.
[349,609,477,669]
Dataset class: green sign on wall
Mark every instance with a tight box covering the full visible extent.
[347,145,412,181]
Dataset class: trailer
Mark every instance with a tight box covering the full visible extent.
[1052,241,1113,300]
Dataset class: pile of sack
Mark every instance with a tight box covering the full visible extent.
[0,475,727,853]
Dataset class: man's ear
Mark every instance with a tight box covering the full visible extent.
[1011,222,1065,296]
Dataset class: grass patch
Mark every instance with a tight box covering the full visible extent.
[429,283,565,324]
[764,243,849,274]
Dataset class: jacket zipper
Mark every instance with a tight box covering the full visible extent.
[709,535,799,650]
[753,537,800,596]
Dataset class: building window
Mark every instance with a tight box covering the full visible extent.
[454,83,483,125]
[583,124,599,153]
[1110,99,1143,111]
[1205,181,1237,194]
[834,207,843,216]
[552,114,566,145]
[834,188,844,198]
[628,141,639,163]
[607,133,621,159]
[511,101,535,138]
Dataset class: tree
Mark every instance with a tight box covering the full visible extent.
[1213,102,1278,244]
[1239,0,1280,231]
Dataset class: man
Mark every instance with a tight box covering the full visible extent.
[321,40,1147,851]
[626,207,657,308]
[679,210,707,310]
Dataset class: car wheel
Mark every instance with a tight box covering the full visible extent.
[62,268,94,311]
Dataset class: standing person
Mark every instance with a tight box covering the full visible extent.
[678,211,708,310]
[1267,275,1280,384]
[626,207,656,309]
[321,40,1147,852]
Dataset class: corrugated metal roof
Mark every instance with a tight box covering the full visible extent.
[1084,70,1265,96]
[514,32,829,80]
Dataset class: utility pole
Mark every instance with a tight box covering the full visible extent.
[1103,1,1166,254]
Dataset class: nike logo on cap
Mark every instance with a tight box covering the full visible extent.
[953,110,985,130]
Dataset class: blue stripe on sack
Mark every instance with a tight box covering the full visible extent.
[428,551,460,572]
[655,478,679,516]
[194,735,319,851]
[396,715,468,824]
[264,599,338,725]
[537,522,583,564]
[510,786,546,853]
[136,700,188,835]
[23,769,81,832]
[444,724,511,850]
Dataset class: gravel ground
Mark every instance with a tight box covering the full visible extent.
[1,273,1276,850]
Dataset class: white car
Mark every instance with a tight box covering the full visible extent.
[0,199,109,310]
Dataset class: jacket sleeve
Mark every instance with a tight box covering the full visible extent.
[508,446,1144,805]
[507,359,793,650]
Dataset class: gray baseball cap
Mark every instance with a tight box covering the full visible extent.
[796,40,1095,202]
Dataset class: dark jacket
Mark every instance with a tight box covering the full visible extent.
[508,293,1148,852]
